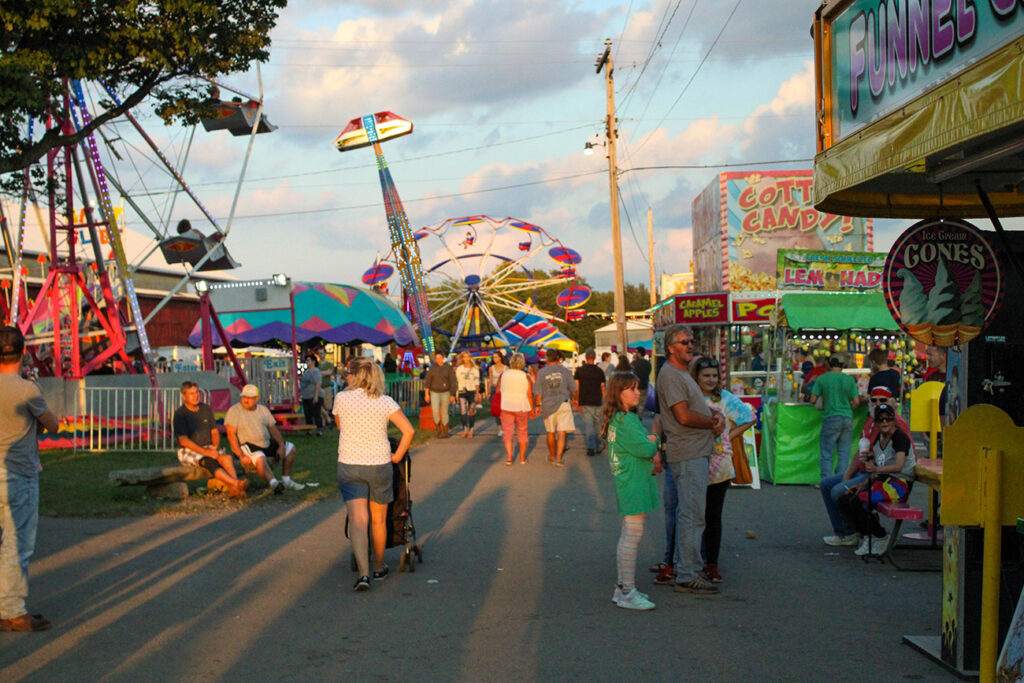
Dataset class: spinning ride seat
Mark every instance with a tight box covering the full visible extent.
[158,232,241,271]
[200,99,278,136]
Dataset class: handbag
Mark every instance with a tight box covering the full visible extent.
[730,433,753,485]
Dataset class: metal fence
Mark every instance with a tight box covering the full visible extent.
[384,376,425,417]
[212,357,294,405]
[73,386,208,453]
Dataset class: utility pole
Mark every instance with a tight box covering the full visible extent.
[595,39,628,356]
[647,207,657,387]
[648,207,656,311]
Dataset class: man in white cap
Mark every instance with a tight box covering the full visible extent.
[225,384,304,494]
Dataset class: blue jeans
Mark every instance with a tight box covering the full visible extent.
[819,415,853,479]
[661,460,678,565]
[821,472,868,535]
[671,457,709,583]
[0,471,39,619]
[579,405,602,451]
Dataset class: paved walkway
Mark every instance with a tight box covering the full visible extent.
[1,420,950,681]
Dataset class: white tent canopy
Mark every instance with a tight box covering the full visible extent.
[593,319,653,354]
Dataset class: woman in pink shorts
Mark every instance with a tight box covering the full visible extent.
[499,353,533,465]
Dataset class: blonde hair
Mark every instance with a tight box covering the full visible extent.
[509,353,526,371]
[458,350,474,367]
[345,357,385,398]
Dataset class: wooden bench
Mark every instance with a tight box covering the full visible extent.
[876,501,938,571]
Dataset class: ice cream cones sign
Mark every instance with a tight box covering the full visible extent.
[883,218,1004,348]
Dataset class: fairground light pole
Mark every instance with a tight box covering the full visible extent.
[595,39,628,355]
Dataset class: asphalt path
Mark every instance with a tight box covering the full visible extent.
[0,418,953,681]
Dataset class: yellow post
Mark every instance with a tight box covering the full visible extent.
[979,447,1002,683]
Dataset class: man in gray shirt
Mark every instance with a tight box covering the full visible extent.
[535,349,578,466]
[0,326,58,632]
[656,324,724,596]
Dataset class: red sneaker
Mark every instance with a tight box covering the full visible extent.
[704,563,723,583]
[653,565,676,585]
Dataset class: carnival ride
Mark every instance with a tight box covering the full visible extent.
[334,111,434,355]
[362,214,591,355]
[0,74,272,379]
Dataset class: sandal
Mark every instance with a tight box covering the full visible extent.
[505,459,514,466]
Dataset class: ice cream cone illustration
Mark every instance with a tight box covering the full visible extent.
[955,324,982,344]
[931,324,957,346]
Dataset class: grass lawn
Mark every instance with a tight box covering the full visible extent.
[40,425,435,517]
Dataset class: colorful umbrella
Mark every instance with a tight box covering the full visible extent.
[187,282,416,347]
[500,310,577,352]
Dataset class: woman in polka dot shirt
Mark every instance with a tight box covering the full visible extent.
[333,358,415,591]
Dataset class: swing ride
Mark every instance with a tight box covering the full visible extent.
[0,74,270,379]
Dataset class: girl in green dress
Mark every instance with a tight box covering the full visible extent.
[602,372,663,610]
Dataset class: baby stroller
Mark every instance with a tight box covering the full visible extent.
[346,439,423,573]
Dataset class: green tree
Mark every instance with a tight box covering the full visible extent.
[0,0,286,177]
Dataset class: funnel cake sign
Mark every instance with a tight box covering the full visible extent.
[883,218,1004,347]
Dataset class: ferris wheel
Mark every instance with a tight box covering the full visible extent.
[362,215,591,354]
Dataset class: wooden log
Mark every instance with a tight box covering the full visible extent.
[145,482,190,500]
[108,465,208,487]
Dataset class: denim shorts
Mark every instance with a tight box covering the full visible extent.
[337,462,394,504]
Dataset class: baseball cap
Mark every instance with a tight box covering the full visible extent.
[241,384,259,398]
[828,355,844,368]
[874,403,896,420]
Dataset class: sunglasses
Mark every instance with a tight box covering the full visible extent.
[875,416,895,423]
[671,338,695,346]
[870,398,889,404]
[695,358,720,370]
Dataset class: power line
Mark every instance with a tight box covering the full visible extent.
[622,158,813,173]
[199,170,606,221]
[617,182,648,263]
[633,0,745,156]
[189,124,594,189]
[630,0,700,125]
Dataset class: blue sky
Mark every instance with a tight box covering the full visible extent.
[100,0,924,297]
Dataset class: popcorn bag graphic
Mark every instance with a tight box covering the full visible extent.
[884,219,1004,348]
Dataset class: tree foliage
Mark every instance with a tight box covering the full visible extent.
[0,0,286,178]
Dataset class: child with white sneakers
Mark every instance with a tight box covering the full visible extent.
[603,371,663,610]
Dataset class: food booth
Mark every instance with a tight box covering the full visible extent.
[759,290,903,484]
[689,170,873,390]
[812,0,1024,677]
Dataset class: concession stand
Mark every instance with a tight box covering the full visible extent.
[689,170,873,392]
[813,1,1024,677]
[759,289,903,485]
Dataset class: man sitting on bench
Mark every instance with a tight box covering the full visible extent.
[174,381,247,498]
[225,384,305,494]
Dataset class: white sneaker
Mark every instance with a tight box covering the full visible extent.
[854,536,872,556]
[871,534,891,556]
[823,533,860,547]
[612,585,649,603]
[497,428,503,437]
[615,587,655,610]
[282,479,306,491]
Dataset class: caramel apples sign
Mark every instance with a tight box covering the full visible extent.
[883,218,1004,347]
